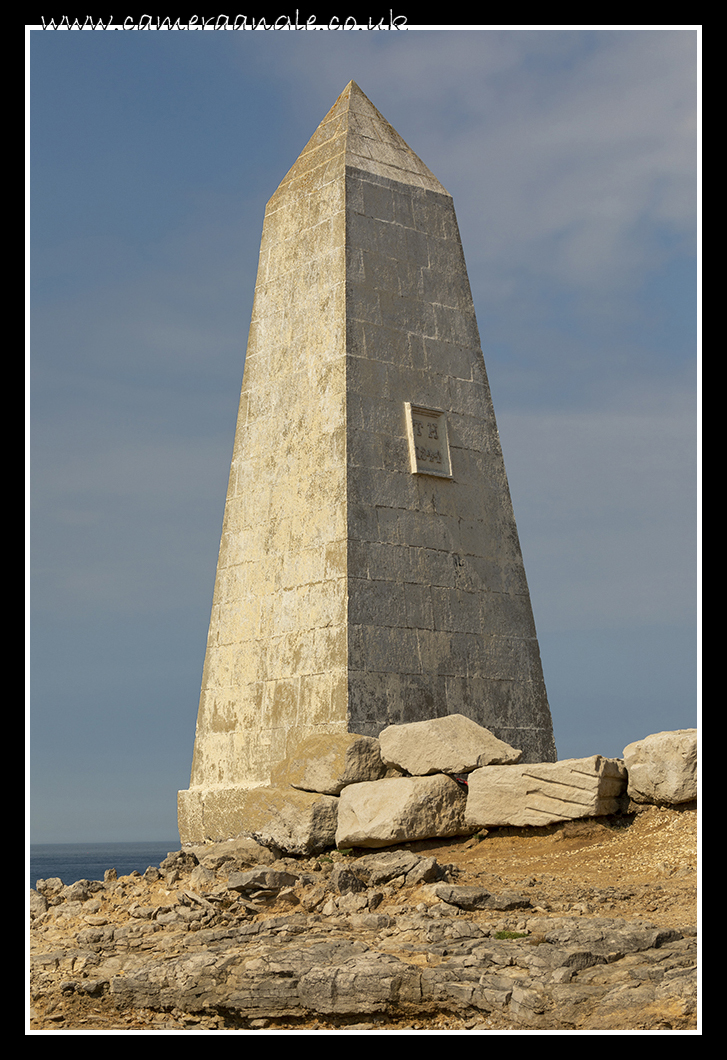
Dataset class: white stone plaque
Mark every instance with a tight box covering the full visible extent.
[405,403,452,478]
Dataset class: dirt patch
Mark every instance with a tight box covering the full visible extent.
[395,802,698,930]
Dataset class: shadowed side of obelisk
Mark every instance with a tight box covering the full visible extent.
[340,85,556,762]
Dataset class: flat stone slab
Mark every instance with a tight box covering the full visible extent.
[425,884,531,911]
[623,729,697,805]
[349,850,431,886]
[378,714,522,776]
[226,868,299,895]
[465,755,627,828]
[336,774,470,849]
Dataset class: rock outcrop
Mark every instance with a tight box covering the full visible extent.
[29,826,697,1031]
[30,726,698,1031]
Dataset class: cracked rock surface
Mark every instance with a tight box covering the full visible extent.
[29,804,697,1032]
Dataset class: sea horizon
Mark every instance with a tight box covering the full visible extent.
[29,840,180,890]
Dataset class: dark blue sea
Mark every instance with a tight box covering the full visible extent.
[29,842,180,891]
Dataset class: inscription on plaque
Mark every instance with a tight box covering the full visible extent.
[405,403,452,478]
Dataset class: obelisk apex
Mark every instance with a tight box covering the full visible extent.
[279,80,449,197]
[179,84,556,844]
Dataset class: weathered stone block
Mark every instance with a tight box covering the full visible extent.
[623,729,697,805]
[192,836,275,869]
[465,756,628,828]
[379,713,522,776]
[272,731,386,795]
[350,849,435,886]
[234,786,339,856]
[336,774,469,848]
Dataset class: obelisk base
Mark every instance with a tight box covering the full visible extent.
[178,785,267,845]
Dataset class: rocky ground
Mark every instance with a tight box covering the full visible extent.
[29,802,698,1033]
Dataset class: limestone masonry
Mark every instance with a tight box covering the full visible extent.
[179,82,556,845]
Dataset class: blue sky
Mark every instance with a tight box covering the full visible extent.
[29,26,699,843]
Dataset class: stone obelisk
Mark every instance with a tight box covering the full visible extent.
[179,82,556,843]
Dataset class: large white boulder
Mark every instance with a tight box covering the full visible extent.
[336,774,469,849]
[378,714,522,776]
[465,755,627,828]
[623,729,697,805]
